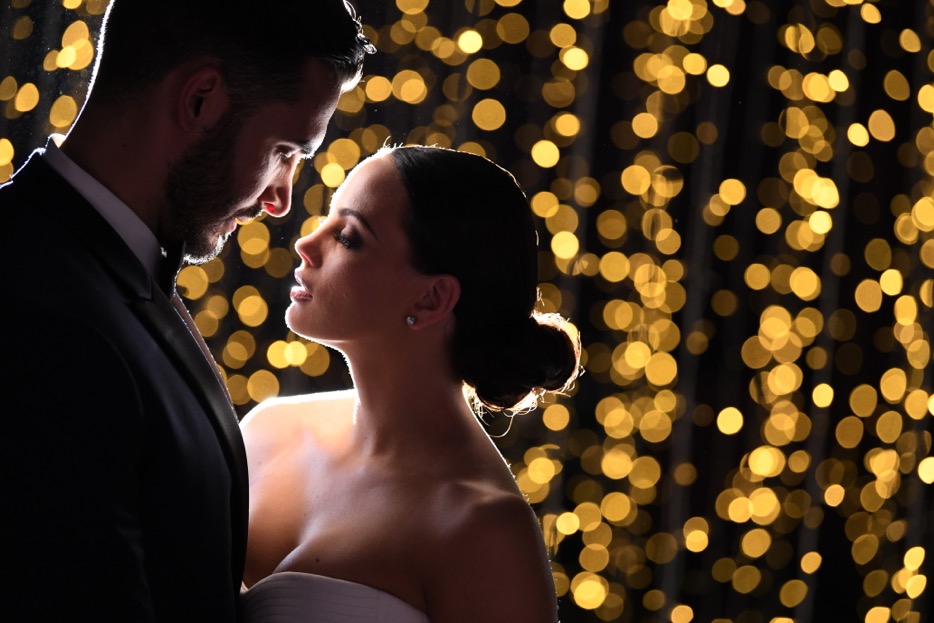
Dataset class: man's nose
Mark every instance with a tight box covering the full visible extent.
[260,162,298,217]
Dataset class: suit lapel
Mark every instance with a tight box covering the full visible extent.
[133,290,249,588]
[10,152,249,589]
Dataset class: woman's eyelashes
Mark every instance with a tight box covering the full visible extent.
[332,228,361,249]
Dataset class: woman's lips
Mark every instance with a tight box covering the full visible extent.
[291,271,312,301]
[290,286,312,301]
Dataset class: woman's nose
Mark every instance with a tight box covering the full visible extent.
[294,223,325,266]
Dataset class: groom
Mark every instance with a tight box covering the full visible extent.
[0,1,371,620]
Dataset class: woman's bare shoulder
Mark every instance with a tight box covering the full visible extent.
[420,484,558,622]
[240,389,357,459]
[433,481,542,544]
[241,388,356,428]
[418,478,548,573]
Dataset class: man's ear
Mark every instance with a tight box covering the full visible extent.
[410,274,460,330]
[177,63,230,133]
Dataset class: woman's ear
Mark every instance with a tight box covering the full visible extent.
[177,62,230,133]
[409,274,460,330]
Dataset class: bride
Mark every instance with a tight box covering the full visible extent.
[239,145,581,622]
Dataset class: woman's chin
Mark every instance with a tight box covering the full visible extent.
[285,312,316,340]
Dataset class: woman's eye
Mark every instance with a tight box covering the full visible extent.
[332,230,359,249]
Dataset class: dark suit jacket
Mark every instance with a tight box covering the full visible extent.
[0,150,249,622]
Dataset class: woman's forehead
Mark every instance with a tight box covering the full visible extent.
[331,153,405,212]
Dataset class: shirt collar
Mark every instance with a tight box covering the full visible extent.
[42,135,164,277]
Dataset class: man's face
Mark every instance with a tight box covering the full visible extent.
[165,59,343,264]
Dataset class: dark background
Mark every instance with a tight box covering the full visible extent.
[2,1,932,621]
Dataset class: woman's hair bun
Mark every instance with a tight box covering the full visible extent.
[460,312,581,413]
[383,145,581,414]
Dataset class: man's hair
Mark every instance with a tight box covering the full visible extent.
[91,0,373,106]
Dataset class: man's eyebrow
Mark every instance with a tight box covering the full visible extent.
[337,208,379,240]
[290,140,317,159]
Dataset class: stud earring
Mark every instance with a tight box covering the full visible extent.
[406,315,417,327]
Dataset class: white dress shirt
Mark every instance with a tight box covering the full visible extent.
[42,136,164,277]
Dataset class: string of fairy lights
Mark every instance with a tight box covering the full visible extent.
[1,1,931,621]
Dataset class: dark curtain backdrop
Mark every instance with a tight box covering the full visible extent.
[2,1,932,622]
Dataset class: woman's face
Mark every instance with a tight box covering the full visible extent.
[287,152,426,349]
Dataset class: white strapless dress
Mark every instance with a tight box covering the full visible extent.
[240,572,429,623]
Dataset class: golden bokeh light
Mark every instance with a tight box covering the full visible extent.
[2,1,930,622]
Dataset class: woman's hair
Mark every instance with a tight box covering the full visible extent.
[385,145,581,413]
[92,0,374,106]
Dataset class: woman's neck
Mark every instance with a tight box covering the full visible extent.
[340,343,480,458]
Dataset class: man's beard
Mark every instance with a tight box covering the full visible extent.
[164,112,260,264]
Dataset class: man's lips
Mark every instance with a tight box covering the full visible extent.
[235,206,263,224]
[220,207,263,235]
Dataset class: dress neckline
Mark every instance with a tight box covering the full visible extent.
[242,571,429,622]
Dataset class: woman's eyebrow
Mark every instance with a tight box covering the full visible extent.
[336,207,379,240]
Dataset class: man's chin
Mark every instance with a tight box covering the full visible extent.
[184,232,229,265]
